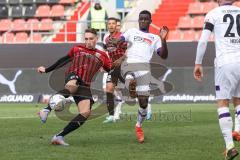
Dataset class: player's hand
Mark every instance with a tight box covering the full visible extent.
[37,66,46,73]
[113,59,122,68]
[113,55,126,68]
[159,26,169,40]
[193,64,203,81]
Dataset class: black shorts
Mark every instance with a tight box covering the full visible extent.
[65,72,94,107]
[106,66,125,85]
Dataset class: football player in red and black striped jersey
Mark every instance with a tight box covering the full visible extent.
[102,18,127,123]
[37,28,112,145]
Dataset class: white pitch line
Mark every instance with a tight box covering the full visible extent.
[0,115,57,119]
[0,116,38,119]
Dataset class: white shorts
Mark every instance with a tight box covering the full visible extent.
[102,73,108,89]
[121,61,150,96]
[215,63,240,100]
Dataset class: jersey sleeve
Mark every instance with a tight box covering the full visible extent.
[204,11,216,25]
[154,36,162,52]
[102,54,112,72]
[122,28,134,41]
[67,47,75,57]
[103,33,109,45]
[203,10,216,31]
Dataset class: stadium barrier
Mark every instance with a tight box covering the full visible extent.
[0,42,216,103]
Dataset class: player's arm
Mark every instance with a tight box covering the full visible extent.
[157,26,169,59]
[194,22,213,81]
[102,34,108,50]
[102,54,112,72]
[112,54,126,68]
[37,55,71,73]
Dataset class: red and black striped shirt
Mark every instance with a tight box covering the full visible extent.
[46,44,111,86]
[104,31,126,62]
[66,45,111,86]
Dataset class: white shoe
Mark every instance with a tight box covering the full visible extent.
[51,135,69,146]
[114,112,121,120]
[103,115,115,123]
[114,115,120,120]
[38,109,50,123]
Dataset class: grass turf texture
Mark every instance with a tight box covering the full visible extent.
[0,103,237,160]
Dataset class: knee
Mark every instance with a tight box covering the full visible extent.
[217,99,229,108]
[106,83,114,93]
[79,107,91,118]
[233,97,240,107]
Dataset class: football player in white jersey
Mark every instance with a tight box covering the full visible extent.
[194,0,240,159]
[112,10,169,143]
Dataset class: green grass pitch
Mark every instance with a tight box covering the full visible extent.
[0,103,238,160]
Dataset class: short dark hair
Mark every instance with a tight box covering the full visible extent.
[85,28,97,35]
[107,17,117,22]
[139,10,152,19]
[116,18,121,23]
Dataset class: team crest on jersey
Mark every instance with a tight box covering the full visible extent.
[85,53,93,58]
[95,52,101,58]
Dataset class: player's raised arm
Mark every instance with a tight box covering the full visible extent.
[37,55,71,74]
[157,26,169,59]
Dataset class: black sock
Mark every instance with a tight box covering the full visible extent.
[44,104,52,112]
[106,92,114,116]
[57,114,87,137]
[58,89,71,98]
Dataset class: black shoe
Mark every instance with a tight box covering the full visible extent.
[225,148,239,160]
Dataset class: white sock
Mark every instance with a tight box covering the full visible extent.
[147,103,152,114]
[218,107,234,150]
[136,107,147,127]
[235,105,240,133]
[114,102,123,119]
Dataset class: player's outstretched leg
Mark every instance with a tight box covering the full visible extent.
[218,106,238,159]
[51,99,90,146]
[52,113,87,146]
[135,95,148,143]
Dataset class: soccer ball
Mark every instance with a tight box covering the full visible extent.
[49,94,66,112]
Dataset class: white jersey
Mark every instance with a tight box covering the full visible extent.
[122,28,162,63]
[103,32,110,45]
[205,5,240,67]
